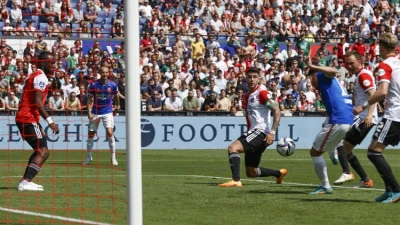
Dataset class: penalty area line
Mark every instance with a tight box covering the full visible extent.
[0,207,112,225]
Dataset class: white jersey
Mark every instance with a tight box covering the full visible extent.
[243,86,272,134]
[376,56,400,122]
[354,68,378,123]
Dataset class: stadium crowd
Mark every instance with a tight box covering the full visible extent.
[139,0,399,115]
[0,0,125,113]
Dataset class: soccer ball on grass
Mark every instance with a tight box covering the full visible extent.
[276,137,296,157]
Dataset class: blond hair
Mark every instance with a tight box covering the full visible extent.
[378,33,398,50]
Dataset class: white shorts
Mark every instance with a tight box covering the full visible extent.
[313,123,351,153]
[88,113,114,132]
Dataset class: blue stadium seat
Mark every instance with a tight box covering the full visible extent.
[112,0,122,4]
[71,2,77,8]
[139,25,143,34]
[93,24,102,29]
[139,17,147,26]
[103,24,112,32]
[0,22,4,29]
[72,23,80,29]
[32,22,38,29]
[61,23,67,29]
[103,33,110,38]
[21,21,27,28]
[108,10,116,18]
[72,32,79,38]
[39,22,48,30]
[95,17,105,24]
[105,17,113,24]
[31,16,39,23]
[98,10,107,18]
[71,0,79,2]
[112,4,118,9]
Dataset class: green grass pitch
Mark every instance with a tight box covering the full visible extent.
[0,149,399,225]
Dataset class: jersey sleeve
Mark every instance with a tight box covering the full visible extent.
[259,90,270,105]
[88,83,95,95]
[33,74,49,92]
[358,73,375,92]
[376,62,392,83]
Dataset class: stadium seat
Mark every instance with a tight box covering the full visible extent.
[72,23,80,29]
[111,4,118,9]
[112,0,122,4]
[93,24,102,29]
[71,0,79,2]
[32,22,38,29]
[61,23,67,29]
[139,17,147,26]
[39,22,48,31]
[105,17,113,25]
[95,17,105,24]
[98,10,107,18]
[31,16,39,23]
[108,10,116,19]
[103,33,110,38]
[103,24,112,32]
[139,25,143,34]
[21,21,27,28]
[71,32,79,38]
[71,2,77,8]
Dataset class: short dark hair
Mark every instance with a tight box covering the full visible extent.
[246,67,260,75]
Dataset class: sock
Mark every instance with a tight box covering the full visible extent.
[87,137,94,157]
[229,153,240,181]
[257,167,281,177]
[347,153,369,182]
[368,149,400,192]
[23,163,41,181]
[312,156,331,188]
[108,135,116,158]
[23,152,38,177]
[337,146,350,174]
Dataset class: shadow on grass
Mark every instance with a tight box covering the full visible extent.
[0,187,11,190]
[293,198,373,203]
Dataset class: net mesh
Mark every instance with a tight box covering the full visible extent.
[0,12,126,225]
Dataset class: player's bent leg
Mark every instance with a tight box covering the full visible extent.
[368,140,400,203]
[334,143,354,185]
[218,140,244,187]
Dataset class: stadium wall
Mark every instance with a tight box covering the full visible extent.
[0,116,397,150]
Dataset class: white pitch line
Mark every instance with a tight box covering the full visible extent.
[0,207,112,225]
[143,174,386,192]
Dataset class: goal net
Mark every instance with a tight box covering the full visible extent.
[0,4,126,224]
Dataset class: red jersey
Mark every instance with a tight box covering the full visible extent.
[352,43,367,56]
[368,43,378,60]
[16,69,49,123]
[337,43,344,60]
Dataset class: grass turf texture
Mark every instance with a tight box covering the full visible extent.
[0,150,399,225]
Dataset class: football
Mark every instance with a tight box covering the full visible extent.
[276,137,296,157]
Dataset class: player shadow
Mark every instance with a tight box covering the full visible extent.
[0,187,12,190]
[294,198,373,203]
[248,189,307,195]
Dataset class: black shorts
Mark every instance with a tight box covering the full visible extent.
[237,129,267,168]
[16,122,48,149]
[345,117,375,146]
[373,118,400,146]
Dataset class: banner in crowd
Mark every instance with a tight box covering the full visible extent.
[0,116,397,150]
[7,39,76,59]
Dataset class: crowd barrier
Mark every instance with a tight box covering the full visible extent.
[0,116,396,150]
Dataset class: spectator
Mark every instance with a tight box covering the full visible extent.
[177,82,189,100]
[217,89,231,112]
[112,22,124,38]
[164,88,183,111]
[0,95,5,110]
[146,90,162,111]
[65,91,81,112]
[183,89,201,111]
[296,93,311,112]
[202,91,218,111]
[21,1,32,23]
[5,92,19,111]
[10,2,22,27]
[73,2,84,23]
[3,20,13,36]
[48,91,65,111]
[315,93,326,112]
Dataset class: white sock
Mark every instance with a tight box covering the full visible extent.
[108,135,116,159]
[87,137,94,157]
[312,156,331,188]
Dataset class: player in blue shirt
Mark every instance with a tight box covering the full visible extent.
[306,55,354,194]
[83,66,120,166]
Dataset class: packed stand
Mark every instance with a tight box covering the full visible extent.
[0,36,126,113]
[139,0,399,115]
[0,0,124,38]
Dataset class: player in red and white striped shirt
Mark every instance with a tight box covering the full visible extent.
[354,33,400,203]
[218,67,287,187]
[15,51,60,192]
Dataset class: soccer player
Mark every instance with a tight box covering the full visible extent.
[218,67,287,187]
[354,33,400,203]
[332,50,376,188]
[16,51,60,191]
[305,54,354,194]
[83,66,120,166]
